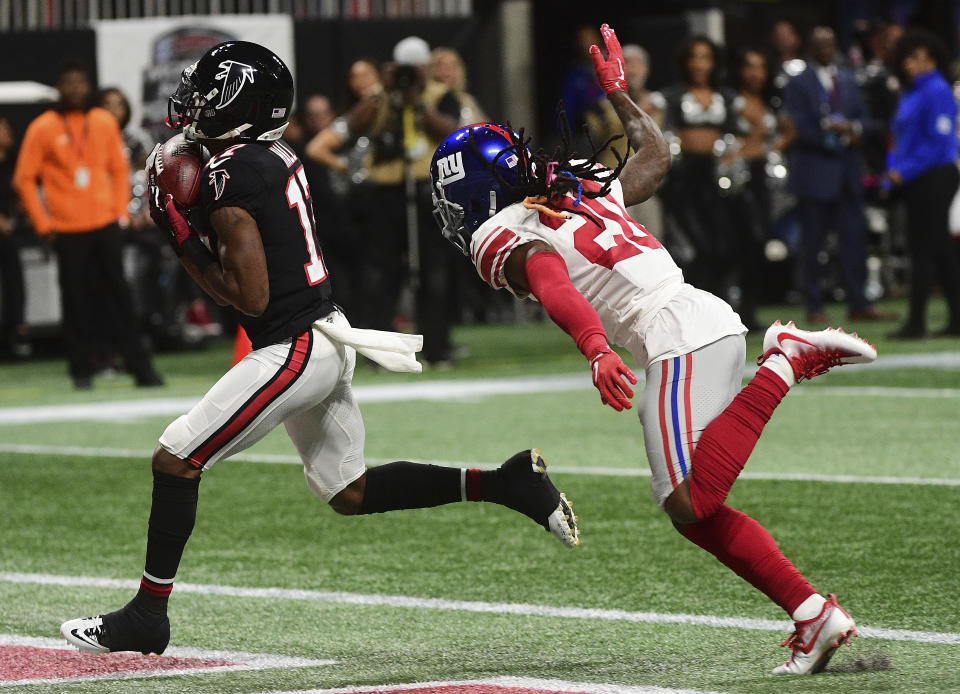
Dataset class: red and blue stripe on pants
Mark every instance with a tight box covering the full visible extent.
[656,353,695,490]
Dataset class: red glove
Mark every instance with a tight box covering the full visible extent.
[582,334,637,411]
[163,194,192,249]
[149,186,215,271]
[148,183,191,249]
[589,23,628,95]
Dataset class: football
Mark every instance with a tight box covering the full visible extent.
[150,133,208,208]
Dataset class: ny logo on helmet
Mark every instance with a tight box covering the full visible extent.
[437,151,465,185]
[214,60,256,110]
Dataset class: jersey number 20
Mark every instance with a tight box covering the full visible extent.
[573,195,662,270]
[286,165,328,285]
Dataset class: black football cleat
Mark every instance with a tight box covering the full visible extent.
[498,448,579,547]
[61,605,170,655]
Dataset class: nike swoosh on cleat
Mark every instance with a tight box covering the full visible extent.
[69,628,106,651]
[777,333,815,348]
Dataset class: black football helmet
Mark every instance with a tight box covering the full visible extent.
[167,41,293,142]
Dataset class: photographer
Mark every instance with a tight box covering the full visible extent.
[315,37,460,365]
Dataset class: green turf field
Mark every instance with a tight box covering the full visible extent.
[1,300,959,693]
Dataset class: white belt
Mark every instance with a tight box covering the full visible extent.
[314,312,423,373]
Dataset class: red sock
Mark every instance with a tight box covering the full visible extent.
[683,505,815,615]
[688,368,790,519]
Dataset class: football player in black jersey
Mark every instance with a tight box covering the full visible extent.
[60,41,578,656]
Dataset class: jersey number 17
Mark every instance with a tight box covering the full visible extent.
[286,165,329,285]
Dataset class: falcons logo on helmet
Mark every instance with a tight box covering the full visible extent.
[214,60,255,110]
[209,169,230,200]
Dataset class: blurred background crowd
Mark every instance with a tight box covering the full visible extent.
[2,0,960,387]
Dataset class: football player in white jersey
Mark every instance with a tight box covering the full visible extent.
[430,24,878,675]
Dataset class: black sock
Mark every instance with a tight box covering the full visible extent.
[476,469,506,504]
[131,471,200,615]
[357,462,465,514]
[357,462,510,514]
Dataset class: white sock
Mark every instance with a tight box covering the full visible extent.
[760,353,796,388]
[791,593,827,622]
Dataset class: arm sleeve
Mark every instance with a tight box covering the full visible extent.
[524,250,608,358]
[104,116,131,221]
[12,119,53,234]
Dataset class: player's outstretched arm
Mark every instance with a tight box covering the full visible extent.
[590,23,670,207]
[505,242,637,411]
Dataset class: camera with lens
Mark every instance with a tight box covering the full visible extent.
[393,64,421,92]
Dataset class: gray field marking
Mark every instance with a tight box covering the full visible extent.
[0,350,958,425]
[0,442,957,486]
[1,572,957,646]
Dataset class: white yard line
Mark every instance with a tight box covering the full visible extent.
[1,572,957,646]
[0,374,592,425]
[0,350,959,425]
[260,677,726,694]
[0,442,957,486]
[0,633,334,688]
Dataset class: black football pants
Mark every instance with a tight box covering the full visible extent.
[355,183,452,362]
[0,228,25,337]
[902,164,960,330]
[54,224,154,380]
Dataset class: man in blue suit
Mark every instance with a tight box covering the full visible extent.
[784,27,890,322]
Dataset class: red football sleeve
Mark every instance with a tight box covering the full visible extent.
[523,250,608,359]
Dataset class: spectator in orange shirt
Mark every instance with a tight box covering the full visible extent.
[13,60,162,389]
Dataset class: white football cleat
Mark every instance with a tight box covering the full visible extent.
[547,492,579,549]
[772,594,857,675]
[61,606,170,654]
[61,615,110,654]
[757,320,877,382]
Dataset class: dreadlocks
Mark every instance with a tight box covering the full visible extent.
[476,103,630,226]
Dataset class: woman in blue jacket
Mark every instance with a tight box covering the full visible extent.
[887,29,960,338]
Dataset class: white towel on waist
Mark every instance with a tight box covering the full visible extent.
[314,312,423,373]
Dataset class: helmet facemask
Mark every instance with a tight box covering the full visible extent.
[431,180,469,255]
[166,63,208,140]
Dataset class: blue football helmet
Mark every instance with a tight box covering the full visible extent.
[430,122,526,255]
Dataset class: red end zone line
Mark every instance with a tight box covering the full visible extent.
[0,634,335,688]
[259,677,725,694]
